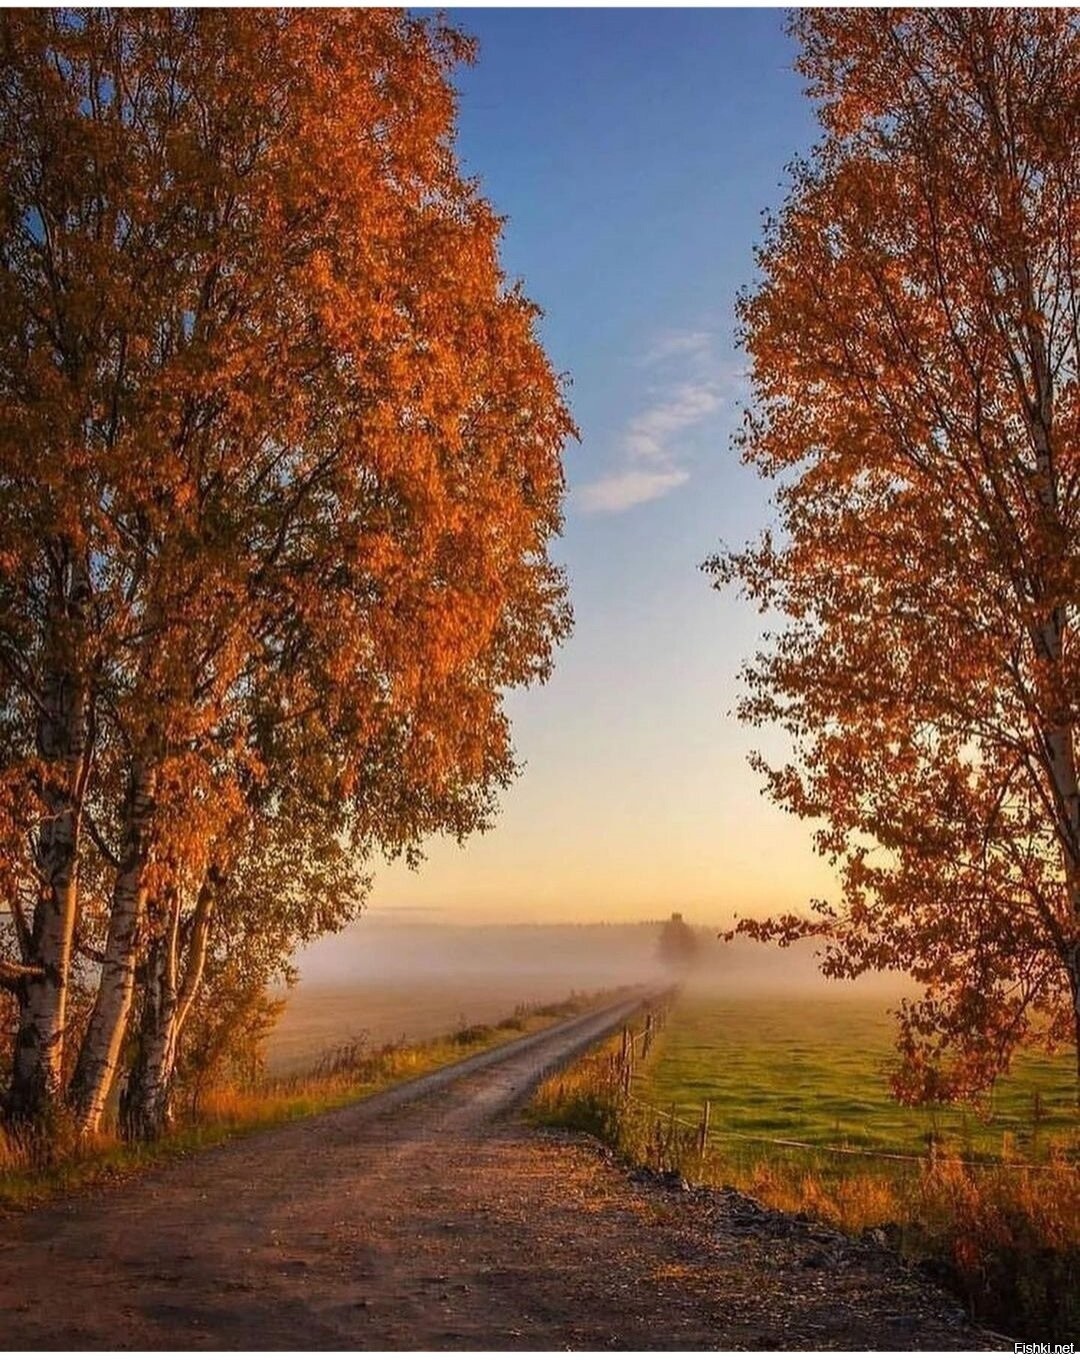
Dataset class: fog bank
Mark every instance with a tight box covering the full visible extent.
[266,918,909,1074]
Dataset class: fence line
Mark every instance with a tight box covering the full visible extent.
[603,1003,1074,1178]
[622,1090,1076,1175]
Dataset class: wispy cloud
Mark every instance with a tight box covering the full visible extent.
[578,327,726,515]
[578,467,691,515]
[622,382,723,462]
[639,329,714,368]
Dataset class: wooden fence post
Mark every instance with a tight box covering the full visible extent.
[698,1099,711,1157]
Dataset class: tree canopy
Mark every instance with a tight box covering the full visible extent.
[0,8,573,1136]
[657,912,700,973]
[711,9,1080,1100]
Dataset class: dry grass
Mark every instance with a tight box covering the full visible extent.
[0,989,613,1209]
[265,976,588,1075]
[530,1030,630,1145]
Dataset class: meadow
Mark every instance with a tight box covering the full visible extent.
[642,990,1077,1170]
[266,978,596,1075]
[530,987,1079,1337]
[269,919,666,1074]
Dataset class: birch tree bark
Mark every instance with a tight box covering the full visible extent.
[7,556,91,1126]
[68,760,157,1133]
[121,876,214,1141]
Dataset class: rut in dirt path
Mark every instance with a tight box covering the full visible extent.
[0,996,997,1351]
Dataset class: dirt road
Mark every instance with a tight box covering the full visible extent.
[0,997,997,1350]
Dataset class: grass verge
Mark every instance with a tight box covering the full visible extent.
[527,1006,1080,1341]
[0,988,619,1210]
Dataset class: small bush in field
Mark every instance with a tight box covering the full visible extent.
[313,1035,374,1080]
[498,1008,529,1033]
[452,1023,496,1046]
[535,992,589,1019]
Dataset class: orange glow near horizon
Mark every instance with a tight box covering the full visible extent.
[367,596,840,926]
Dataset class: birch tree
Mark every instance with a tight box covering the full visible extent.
[712,9,1080,1100]
[0,9,573,1135]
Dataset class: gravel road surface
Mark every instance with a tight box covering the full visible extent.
[0,996,1000,1350]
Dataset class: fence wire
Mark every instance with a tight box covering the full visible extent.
[611,1011,1075,1178]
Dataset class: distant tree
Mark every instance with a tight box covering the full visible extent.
[658,913,700,973]
[710,10,1080,1100]
[0,9,573,1134]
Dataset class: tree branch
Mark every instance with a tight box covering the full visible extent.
[0,958,45,992]
[83,809,120,870]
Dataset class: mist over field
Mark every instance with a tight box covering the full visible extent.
[267,917,909,1074]
[270,918,658,1072]
[294,917,668,987]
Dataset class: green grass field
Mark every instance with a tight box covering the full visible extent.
[639,989,1077,1169]
[533,986,1079,1338]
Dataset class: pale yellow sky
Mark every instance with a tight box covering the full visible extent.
[368,539,839,926]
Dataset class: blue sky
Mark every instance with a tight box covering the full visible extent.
[371,8,835,923]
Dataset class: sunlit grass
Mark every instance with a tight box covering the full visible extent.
[0,990,611,1209]
[528,991,1079,1338]
[645,991,1077,1167]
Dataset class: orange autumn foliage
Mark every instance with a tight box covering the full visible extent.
[711,10,1080,1099]
[0,9,573,1134]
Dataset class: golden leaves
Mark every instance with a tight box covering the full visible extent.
[0,10,573,1125]
[716,9,1080,1097]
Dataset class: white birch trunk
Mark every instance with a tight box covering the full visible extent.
[121,905,177,1142]
[9,831,81,1124]
[122,877,214,1141]
[8,560,91,1127]
[68,759,157,1134]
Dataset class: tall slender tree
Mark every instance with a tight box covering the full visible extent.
[0,9,573,1134]
[712,9,1080,1100]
